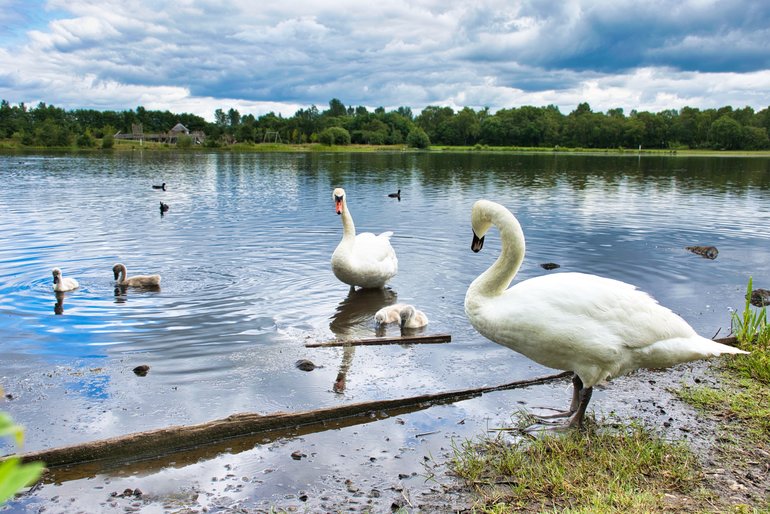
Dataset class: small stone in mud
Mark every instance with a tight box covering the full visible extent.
[295,359,318,371]
[540,262,560,270]
[132,365,150,376]
[4,393,13,400]
[685,245,718,259]
[291,450,305,460]
[749,288,770,307]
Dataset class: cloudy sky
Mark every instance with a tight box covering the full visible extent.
[1,0,769,121]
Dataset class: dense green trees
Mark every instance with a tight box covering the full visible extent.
[1,97,768,150]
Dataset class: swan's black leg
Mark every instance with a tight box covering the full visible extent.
[534,373,582,420]
[567,385,593,429]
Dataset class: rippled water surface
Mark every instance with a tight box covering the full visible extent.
[1,151,769,511]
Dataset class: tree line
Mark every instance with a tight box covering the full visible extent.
[1,97,769,150]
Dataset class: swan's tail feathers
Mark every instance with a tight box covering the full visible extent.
[379,231,394,239]
[701,338,749,356]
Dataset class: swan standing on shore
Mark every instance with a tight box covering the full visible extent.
[464,199,748,428]
[52,267,79,292]
[331,188,398,289]
[113,263,161,287]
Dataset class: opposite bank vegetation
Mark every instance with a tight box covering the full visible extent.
[2,97,770,152]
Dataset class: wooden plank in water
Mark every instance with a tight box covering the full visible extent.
[305,333,451,348]
[13,371,569,469]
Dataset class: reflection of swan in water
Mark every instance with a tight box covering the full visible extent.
[52,267,79,292]
[329,287,398,393]
[330,287,397,338]
[54,291,65,314]
[113,263,161,288]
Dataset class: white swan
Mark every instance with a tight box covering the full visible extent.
[331,188,398,288]
[113,263,161,287]
[464,199,748,428]
[374,303,408,325]
[52,267,79,292]
[399,304,429,329]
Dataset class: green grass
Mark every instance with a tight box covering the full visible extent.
[678,277,770,448]
[450,422,705,513]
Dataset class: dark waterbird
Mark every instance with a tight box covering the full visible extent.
[388,189,401,200]
[152,182,166,191]
[160,201,169,214]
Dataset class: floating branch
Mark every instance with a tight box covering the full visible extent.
[305,333,451,348]
[11,371,569,471]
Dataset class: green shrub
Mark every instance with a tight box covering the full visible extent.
[176,135,193,148]
[318,126,351,146]
[76,130,96,148]
[406,128,430,149]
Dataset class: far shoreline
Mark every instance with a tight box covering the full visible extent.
[3,139,770,158]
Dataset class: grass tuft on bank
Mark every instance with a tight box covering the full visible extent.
[450,421,705,513]
[678,277,770,448]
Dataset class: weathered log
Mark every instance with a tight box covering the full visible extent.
[11,371,569,470]
[305,333,451,348]
[714,335,740,347]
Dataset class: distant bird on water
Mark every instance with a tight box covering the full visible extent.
[464,199,748,429]
[160,201,169,213]
[388,189,401,200]
[152,182,166,191]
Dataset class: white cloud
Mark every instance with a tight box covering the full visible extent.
[0,0,769,121]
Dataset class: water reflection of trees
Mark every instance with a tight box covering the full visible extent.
[364,153,770,194]
[328,287,398,393]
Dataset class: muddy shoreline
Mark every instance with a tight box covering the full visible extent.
[3,358,767,513]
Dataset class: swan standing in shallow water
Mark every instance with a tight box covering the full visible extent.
[464,199,748,428]
[52,267,79,292]
[331,188,398,289]
[113,263,161,287]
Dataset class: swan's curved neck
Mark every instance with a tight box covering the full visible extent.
[116,265,127,281]
[469,206,526,299]
[340,201,356,240]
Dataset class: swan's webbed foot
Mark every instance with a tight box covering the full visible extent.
[522,378,593,431]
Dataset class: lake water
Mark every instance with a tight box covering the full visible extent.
[1,151,769,512]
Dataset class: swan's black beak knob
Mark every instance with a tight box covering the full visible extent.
[471,233,484,253]
[334,194,344,215]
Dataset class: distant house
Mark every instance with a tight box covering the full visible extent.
[115,122,205,144]
[169,123,190,136]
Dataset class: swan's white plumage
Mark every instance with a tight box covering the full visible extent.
[331,188,398,289]
[464,199,747,426]
[52,267,79,292]
[113,263,161,287]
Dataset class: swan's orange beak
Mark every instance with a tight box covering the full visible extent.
[334,195,344,215]
[471,232,485,252]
